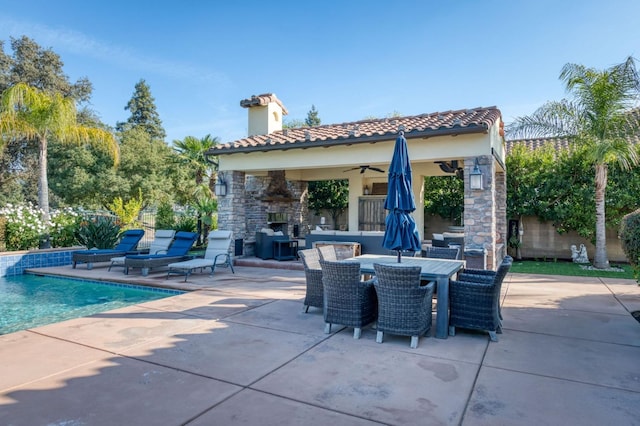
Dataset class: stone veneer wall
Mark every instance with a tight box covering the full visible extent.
[217,170,309,257]
[464,155,500,269]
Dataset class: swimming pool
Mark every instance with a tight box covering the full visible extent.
[0,274,183,335]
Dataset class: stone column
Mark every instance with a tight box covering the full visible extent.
[217,170,247,254]
[463,155,497,269]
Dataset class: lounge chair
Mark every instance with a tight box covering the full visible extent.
[123,231,198,276]
[166,230,235,281]
[109,229,176,271]
[72,229,145,270]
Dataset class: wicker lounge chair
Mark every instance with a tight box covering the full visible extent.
[421,246,460,260]
[72,229,145,270]
[320,260,377,339]
[123,231,198,276]
[448,255,513,341]
[298,248,323,313]
[109,229,176,271]
[166,230,235,281]
[373,263,435,348]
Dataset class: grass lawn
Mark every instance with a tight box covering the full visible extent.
[509,259,636,280]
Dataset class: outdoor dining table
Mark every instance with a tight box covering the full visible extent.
[344,254,466,339]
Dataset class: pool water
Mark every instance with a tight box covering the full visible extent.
[0,274,182,335]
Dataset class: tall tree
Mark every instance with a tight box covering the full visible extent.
[0,83,119,246]
[0,36,96,205]
[1,36,92,101]
[116,79,166,141]
[173,134,219,189]
[508,56,640,268]
[305,105,321,127]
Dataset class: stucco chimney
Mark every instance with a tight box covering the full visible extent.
[240,93,288,136]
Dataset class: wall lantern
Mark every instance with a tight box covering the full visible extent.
[363,185,370,195]
[214,173,227,197]
[469,158,484,190]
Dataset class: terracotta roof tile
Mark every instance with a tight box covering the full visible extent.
[506,135,640,154]
[212,106,502,155]
[240,93,289,115]
[505,138,571,154]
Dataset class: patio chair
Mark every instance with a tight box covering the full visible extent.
[373,263,435,349]
[421,246,460,260]
[317,245,338,261]
[298,248,323,313]
[123,231,198,276]
[320,260,377,339]
[166,230,235,281]
[109,229,176,271]
[448,255,513,341]
[72,229,145,270]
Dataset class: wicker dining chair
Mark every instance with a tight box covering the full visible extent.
[320,260,377,339]
[448,255,513,341]
[298,248,324,313]
[421,246,460,260]
[317,245,338,261]
[373,263,435,348]
[457,255,513,321]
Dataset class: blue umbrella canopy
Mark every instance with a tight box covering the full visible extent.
[382,131,421,261]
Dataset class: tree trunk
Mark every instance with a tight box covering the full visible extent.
[38,135,51,249]
[593,163,609,269]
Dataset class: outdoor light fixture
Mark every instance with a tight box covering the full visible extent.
[469,158,484,190]
[363,185,370,195]
[214,173,227,197]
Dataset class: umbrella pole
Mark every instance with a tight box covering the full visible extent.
[397,250,401,263]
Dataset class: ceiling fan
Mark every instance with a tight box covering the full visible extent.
[435,160,464,180]
[343,165,385,174]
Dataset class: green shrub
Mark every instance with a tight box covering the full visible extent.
[155,199,176,230]
[174,211,197,233]
[620,208,640,282]
[0,215,6,251]
[50,208,81,247]
[76,216,122,249]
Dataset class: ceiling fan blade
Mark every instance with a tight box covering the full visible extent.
[369,167,385,173]
[343,167,360,172]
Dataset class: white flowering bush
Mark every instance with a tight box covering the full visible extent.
[0,204,82,251]
[50,207,81,248]
[0,203,48,250]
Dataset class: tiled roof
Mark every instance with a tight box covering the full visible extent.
[506,135,640,154]
[505,138,571,154]
[212,106,502,155]
[240,93,289,115]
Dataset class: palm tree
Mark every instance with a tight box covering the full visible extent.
[0,83,119,246]
[173,134,219,189]
[173,134,220,244]
[508,57,640,269]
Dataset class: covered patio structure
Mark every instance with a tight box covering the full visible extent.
[208,94,507,269]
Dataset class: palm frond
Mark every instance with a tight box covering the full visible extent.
[506,99,580,139]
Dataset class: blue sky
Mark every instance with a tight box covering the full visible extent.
[1,1,639,144]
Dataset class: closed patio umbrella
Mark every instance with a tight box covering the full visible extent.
[382,131,421,262]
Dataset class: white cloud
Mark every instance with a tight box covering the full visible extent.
[0,16,230,86]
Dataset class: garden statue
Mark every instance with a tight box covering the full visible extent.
[571,244,589,263]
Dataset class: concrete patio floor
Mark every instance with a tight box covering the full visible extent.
[1,259,639,425]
